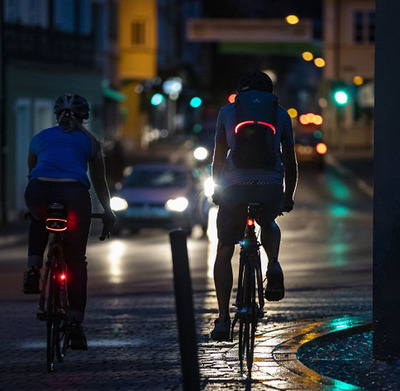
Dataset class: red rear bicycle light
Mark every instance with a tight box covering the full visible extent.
[247,218,254,226]
[60,273,66,281]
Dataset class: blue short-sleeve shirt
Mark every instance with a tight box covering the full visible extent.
[29,126,93,188]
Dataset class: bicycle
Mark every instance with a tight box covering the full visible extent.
[230,203,265,377]
[36,203,108,372]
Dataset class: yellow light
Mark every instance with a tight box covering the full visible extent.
[286,15,299,25]
[353,75,364,86]
[302,51,314,61]
[287,108,298,118]
[314,115,323,125]
[316,142,328,155]
[314,57,326,68]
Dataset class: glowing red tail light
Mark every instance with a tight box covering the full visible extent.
[60,273,67,282]
[247,218,255,226]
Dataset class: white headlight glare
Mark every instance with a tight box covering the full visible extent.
[204,177,215,197]
[110,196,128,211]
[165,197,189,212]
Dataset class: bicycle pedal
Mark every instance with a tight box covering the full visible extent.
[37,312,47,321]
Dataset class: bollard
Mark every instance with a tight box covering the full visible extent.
[169,229,201,391]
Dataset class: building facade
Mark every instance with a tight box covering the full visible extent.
[1,0,119,223]
[322,0,375,149]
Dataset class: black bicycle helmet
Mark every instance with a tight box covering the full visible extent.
[238,71,274,93]
[53,93,90,120]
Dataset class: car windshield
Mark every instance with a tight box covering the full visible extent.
[124,168,188,188]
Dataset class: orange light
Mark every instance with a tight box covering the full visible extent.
[299,114,309,125]
[316,142,328,155]
[299,113,324,126]
[228,93,236,103]
[314,115,323,125]
[247,218,254,226]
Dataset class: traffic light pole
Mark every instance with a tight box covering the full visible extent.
[373,0,400,361]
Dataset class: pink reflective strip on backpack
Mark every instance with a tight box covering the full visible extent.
[235,121,276,135]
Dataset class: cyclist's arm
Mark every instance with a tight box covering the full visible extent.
[212,139,228,185]
[88,154,113,213]
[212,109,229,185]
[281,112,298,211]
[28,151,37,173]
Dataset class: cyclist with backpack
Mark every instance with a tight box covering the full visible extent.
[211,71,298,341]
[23,94,116,350]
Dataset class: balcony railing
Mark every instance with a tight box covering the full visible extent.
[4,24,96,68]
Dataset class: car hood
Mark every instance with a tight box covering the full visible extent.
[114,187,190,203]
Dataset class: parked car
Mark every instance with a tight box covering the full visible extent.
[110,163,211,235]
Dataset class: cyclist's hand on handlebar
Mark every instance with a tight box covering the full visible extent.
[212,187,223,206]
[99,211,117,241]
[282,198,294,213]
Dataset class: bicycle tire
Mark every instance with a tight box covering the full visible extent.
[55,271,68,362]
[236,253,246,372]
[246,258,257,375]
[46,260,57,372]
[238,258,253,374]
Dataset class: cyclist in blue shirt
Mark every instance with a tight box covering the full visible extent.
[23,94,116,350]
[211,71,298,341]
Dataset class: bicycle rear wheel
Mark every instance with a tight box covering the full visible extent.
[238,258,257,377]
[46,260,57,372]
[46,259,66,371]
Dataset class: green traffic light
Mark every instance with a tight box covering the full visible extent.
[334,90,349,105]
[190,97,202,108]
[151,93,164,106]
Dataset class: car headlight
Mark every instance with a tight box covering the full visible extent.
[110,196,128,211]
[204,177,215,197]
[165,197,189,212]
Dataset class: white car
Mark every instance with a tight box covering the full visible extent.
[110,163,210,235]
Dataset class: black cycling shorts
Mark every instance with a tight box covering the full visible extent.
[216,183,283,245]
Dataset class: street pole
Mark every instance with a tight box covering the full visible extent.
[373,0,400,361]
[0,0,7,225]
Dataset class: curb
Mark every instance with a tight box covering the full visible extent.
[223,316,370,390]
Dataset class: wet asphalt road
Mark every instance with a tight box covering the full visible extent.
[0,150,375,390]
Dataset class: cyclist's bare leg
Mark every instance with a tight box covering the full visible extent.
[213,240,235,321]
[261,220,285,301]
[261,220,281,266]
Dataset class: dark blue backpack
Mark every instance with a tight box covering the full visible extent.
[232,90,278,169]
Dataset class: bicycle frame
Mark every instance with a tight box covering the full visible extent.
[231,203,265,377]
[37,203,70,372]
